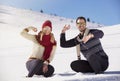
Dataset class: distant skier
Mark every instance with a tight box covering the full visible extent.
[21,20,57,77]
[60,16,109,74]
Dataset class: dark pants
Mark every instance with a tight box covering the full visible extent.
[71,54,109,74]
[26,59,54,77]
[71,60,94,73]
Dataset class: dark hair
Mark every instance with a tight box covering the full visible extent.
[76,16,86,23]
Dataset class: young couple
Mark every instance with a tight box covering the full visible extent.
[21,16,109,77]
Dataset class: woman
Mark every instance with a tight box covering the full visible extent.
[21,20,57,77]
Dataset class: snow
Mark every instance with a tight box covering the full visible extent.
[0,5,120,81]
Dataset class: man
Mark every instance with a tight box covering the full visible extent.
[60,16,109,74]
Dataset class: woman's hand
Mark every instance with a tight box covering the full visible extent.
[61,25,70,33]
[43,64,48,73]
[28,26,37,32]
[32,27,37,32]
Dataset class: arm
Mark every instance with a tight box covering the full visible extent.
[44,45,57,65]
[60,25,80,48]
[50,33,57,45]
[43,34,57,65]
[20,26,37,42]
[60,33,78,47]
[90,29,104,38]
[80,29,104,43]
[42,45,57,73]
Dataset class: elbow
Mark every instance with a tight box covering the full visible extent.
[60,42,64,47]
[60,42,66,48]
[60,38,65,47]
[20,31,24,36]
[100,30,104,38]
[93,30,104,38]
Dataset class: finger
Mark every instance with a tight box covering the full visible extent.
[68,25,70,28]
[64,25,67,28]
[44,68,48,73]
[45,68,48,73]
[43,68,46,73]
[34,29,37,32]
[65,25,70,30]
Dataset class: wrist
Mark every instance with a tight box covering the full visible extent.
[89,34,94,38]
[62,30,65,33]
[78,56,81,60]
[44,60,50,65]
[24,28,29,32]
[90,34,94,38]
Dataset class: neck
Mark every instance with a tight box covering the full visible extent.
[80,28,86,35]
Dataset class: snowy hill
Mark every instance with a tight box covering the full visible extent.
[0,5,120,81]
[0,5,103,29]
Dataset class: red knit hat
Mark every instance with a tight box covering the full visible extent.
[42,20,52,30]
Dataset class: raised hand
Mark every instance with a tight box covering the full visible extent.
[32,27,37,32]
[28,26,38,32]
[61,25,70,33]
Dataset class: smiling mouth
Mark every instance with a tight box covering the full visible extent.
[79,26,84,28]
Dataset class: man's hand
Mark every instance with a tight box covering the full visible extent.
[61,25,70,33]
[82,33,94,43]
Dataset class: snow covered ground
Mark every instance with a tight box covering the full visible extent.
[0,5,120,81]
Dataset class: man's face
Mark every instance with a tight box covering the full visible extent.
[76,19,86,32]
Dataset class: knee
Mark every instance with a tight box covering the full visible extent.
[70,61,76,69]
[49,65,55,74]
[26,59,43,72]
[70,60,80,68]
[70,60,80,72]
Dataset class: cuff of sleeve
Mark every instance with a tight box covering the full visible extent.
[78,56,81,60]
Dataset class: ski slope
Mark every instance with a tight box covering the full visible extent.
[0,5,120,81]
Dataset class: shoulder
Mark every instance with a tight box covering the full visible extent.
[89,29,104,38]
[89,29,103,33]
[89,29,102,31]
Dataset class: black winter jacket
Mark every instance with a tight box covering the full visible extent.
[60,29,108,59]
[60,29,109,74]
[60,29,109,73]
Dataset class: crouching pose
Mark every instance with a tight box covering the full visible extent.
[21,20,57,77]
[60,16,109,74]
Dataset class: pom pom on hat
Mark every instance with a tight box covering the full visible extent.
[42,20,52,30]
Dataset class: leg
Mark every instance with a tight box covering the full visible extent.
[70,60,94,73]
[88,54,103,74]
[26,59,43,77]
[99,52,109,72]
[35,67,43,75]
[43,65,55,77]
[88,53,109,74]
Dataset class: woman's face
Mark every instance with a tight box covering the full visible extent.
[76,19,86,32]
[42,26,51,35]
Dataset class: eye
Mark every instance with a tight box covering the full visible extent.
[43,26,51,31]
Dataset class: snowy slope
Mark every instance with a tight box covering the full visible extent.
[0,5,120,81]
